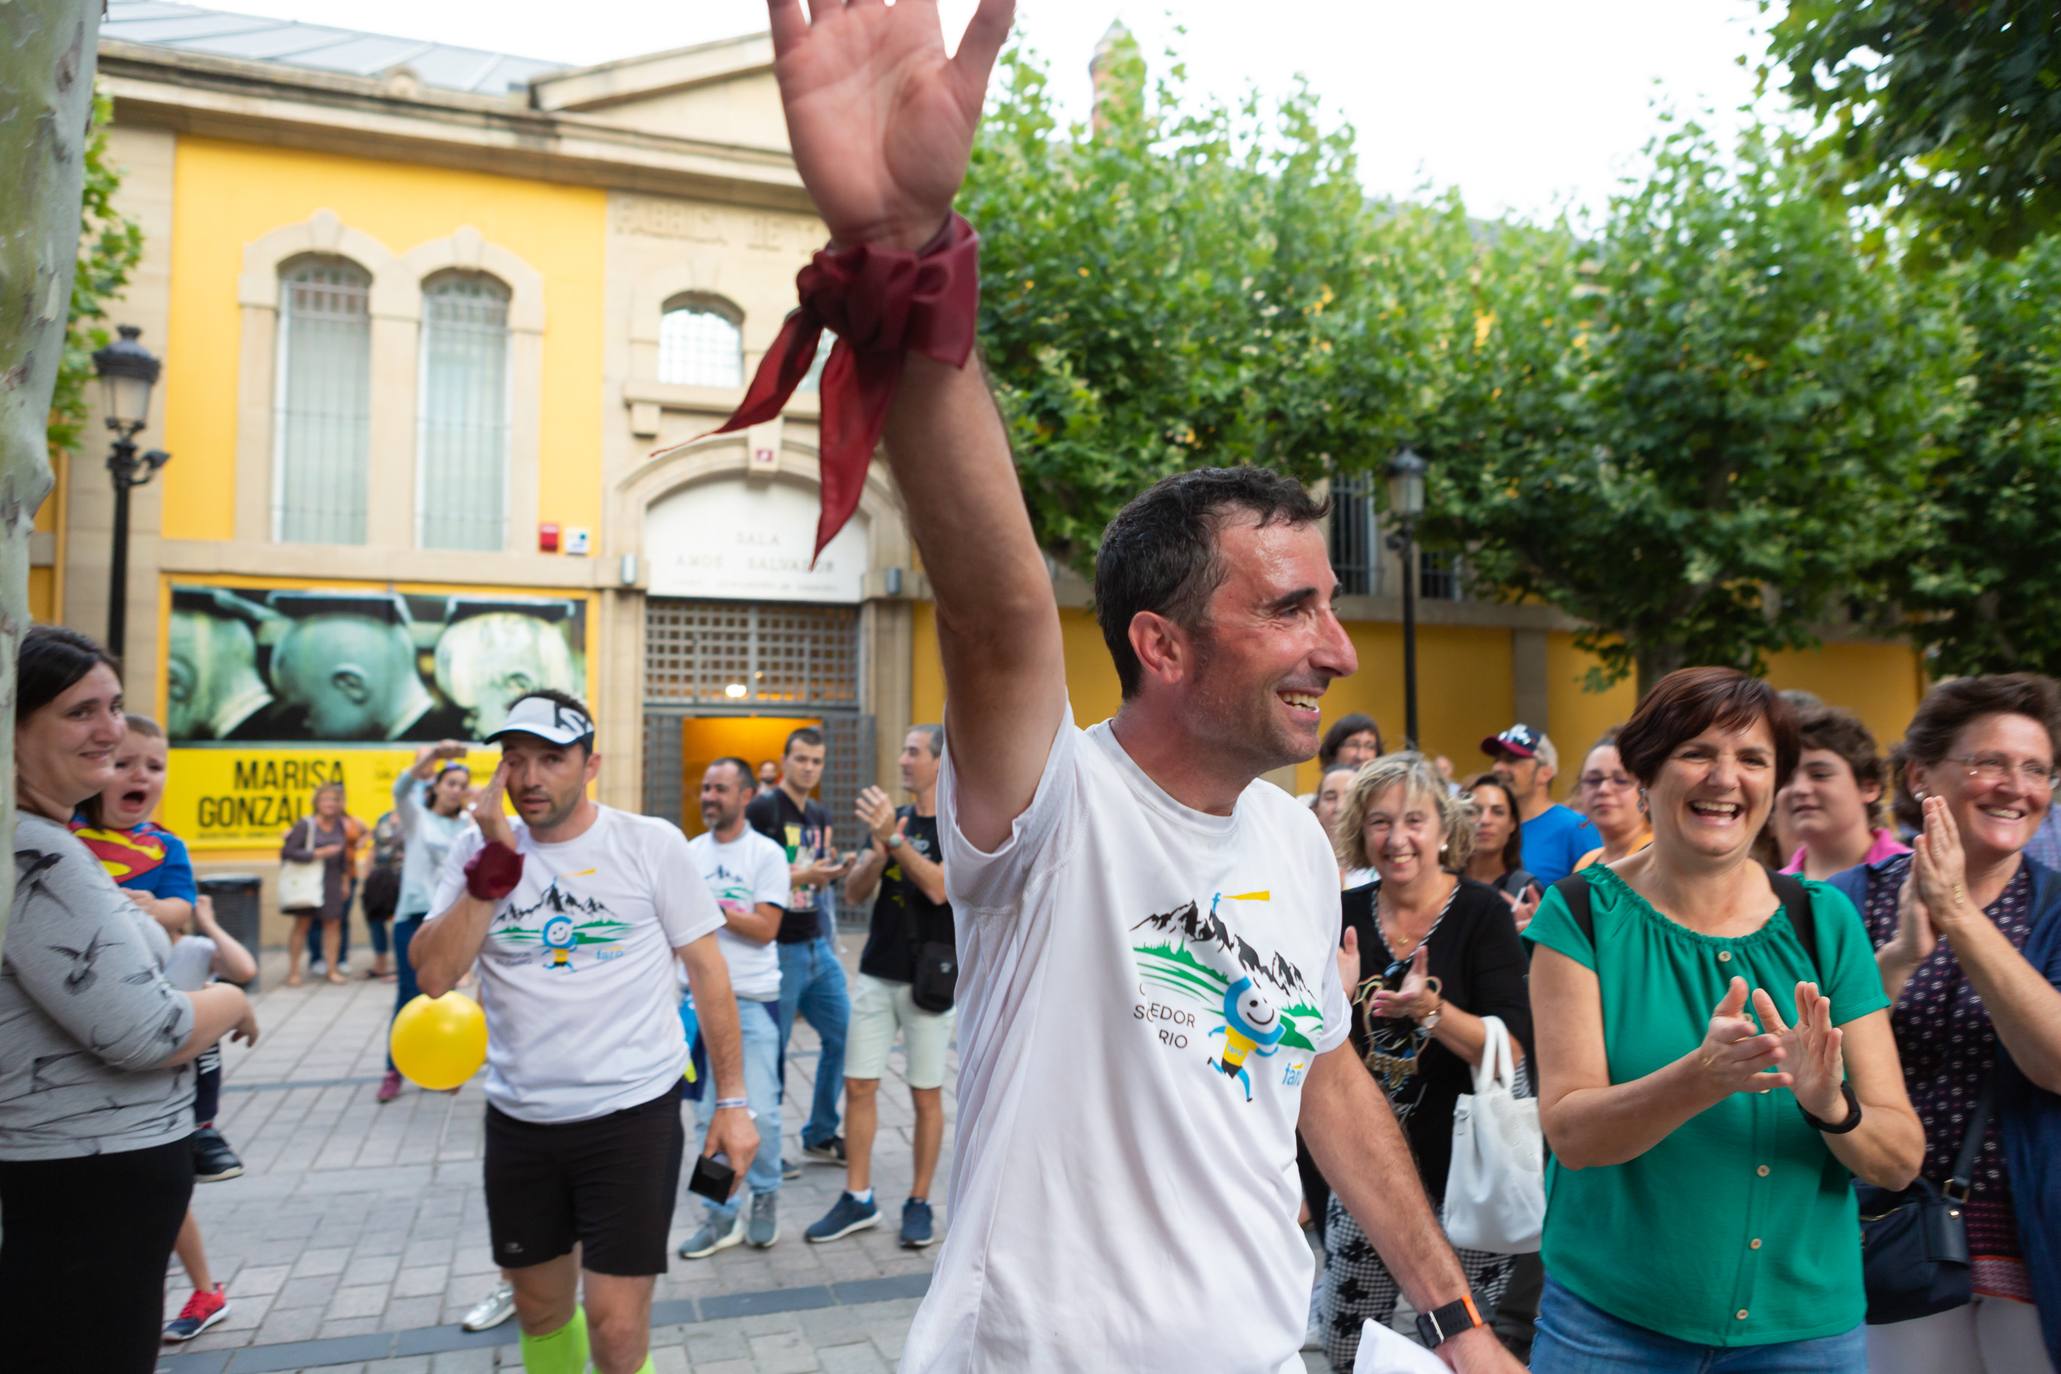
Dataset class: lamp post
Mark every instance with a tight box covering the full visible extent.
[1384,446,1429,749]
[91,325,170,657]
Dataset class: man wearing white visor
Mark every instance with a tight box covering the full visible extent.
[410,689,756,1374]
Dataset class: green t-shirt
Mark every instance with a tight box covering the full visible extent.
[1523,864,1891,1347]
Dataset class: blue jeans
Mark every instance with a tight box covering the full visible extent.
[1531,1279,1867,1374]
[386,915,424,1073]
[693,998,783,1219]
[776,936,848,1148]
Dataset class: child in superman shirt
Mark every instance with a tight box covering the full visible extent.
[73,715,258,1343]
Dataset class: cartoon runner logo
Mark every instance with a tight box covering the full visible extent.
[1130,888,1324,1103]
[542,915,577,971]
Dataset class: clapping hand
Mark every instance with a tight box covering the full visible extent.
[1754,982,1847,1122]
[1694,977,1791,1096]
[856,785,898,844]
[1368,945,1440,1023]
[1887,871,1939,971]
[1509,884,1542,934]
[766,0,1013,250]
[1911,795,1975,937]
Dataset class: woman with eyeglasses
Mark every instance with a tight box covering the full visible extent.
[1318,753,1531,1369]
[1777,705,1909,881]
[1826,675,2061,1372]
[1571,730,1652,873]
[1526,668,1922,1374]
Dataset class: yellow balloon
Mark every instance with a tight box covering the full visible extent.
[390,992,488,1091]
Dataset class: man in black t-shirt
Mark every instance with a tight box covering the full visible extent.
[744,727,853,1166]
[804,724,954,1251]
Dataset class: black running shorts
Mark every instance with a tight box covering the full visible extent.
[482,1083,685,1276]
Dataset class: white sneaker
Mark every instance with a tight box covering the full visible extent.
[462,1281,516,1332]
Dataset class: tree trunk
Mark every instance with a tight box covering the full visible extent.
[0,2,102,957]
[1634,640,1689,700]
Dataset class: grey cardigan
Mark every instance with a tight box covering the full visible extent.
[0,814,197,1160]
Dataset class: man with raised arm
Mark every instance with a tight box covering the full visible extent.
[408,690,757,1374]
[759,2,1521,1369]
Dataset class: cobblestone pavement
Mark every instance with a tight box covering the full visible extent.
[157,943,1328,1373]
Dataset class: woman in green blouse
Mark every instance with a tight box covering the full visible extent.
[1525,667,1922,1373]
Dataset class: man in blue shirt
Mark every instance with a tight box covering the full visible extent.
[1481,724,1592,886]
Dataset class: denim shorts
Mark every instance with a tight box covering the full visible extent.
[1530,1278,1867,1374]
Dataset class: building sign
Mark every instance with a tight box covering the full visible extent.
[646,477,870,603]
[162,746,503,853]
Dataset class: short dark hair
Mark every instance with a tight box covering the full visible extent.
[1616,667,1801,790]
[19,625,120,720]
[783,726,826,757]
[1894,673,2061,818]
[1462,771,1527,876]
[1318,713,1383,769]
[510,688,595,755]
[1796,705,1888,817]
[1094,466,1329,699]
[709,756,755,788]
[910,723,944,758]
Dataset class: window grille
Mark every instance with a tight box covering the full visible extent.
[1420,550,1467,602]
[274,257,371,543]
[417,272,511,550]
[1330,472,1379,597]
[658,303,743,387]
[644,599,861,707]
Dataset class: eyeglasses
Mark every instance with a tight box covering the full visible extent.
[1949,754,2061,790]
[1580,772,1634,791]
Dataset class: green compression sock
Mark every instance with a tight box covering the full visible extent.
[520,1307,589,1374]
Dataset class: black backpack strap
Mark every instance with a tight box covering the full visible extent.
[1764,867,1821,982]
[1551,873,1595,948]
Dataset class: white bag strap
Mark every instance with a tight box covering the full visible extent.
[1473,1015,1512,1094]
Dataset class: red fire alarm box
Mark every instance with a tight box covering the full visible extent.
[538,522,560,553]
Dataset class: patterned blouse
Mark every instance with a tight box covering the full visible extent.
[1858,852,2034,1300]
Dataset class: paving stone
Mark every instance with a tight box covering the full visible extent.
[814,1343,891,1374]
[328,1284,392,1320]
[392,1265,449,1298]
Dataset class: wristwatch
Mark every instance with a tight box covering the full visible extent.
[1414,1293,1484,1350]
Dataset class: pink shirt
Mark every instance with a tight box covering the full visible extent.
[1782,827,1910,876]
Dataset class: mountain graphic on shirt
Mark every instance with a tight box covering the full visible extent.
[490,880,630,948]
[498,879,610,926]
[1129,899,1313,1001]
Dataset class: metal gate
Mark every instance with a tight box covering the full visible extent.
[641,599,871,847]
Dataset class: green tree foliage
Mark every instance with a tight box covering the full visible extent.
[960,32,1469,569]
[1426,121,1967,693]
[48,88,145,465]
[1764,0,2061,267]
[1891,235,2061,674]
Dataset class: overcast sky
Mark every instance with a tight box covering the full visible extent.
[187,0,1784,223]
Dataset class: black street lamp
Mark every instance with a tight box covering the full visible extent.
[92,325,170,656]
[1384,445,1429,749]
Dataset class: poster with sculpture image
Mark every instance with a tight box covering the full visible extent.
[161,581,591,850]
[167,582,588,745]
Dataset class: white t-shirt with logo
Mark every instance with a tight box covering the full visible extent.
[686,827,791,1002]
[428,805,723,1125]
[903,716,1350,1373]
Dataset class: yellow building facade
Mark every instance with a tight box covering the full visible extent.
[54,9,1927,940]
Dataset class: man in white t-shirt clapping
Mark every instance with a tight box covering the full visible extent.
[409,691,755,1374]
[755,3,1523,1370]
[679,757,792,1258]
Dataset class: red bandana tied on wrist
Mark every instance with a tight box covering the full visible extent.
[465,841,524,902]
[690,213,981,560]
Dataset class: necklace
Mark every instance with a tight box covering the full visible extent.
[1376,876,1460,966]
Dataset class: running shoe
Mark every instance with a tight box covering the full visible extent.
[678,1211,745,1259]
[801,1135,846,1165]
[804,1192,880,1244]
[781,1156,802,1180]
[376,1070,402,1104]
[163,1284,229,1342]
[191,1126,244,1183]
[899,1197,935,1249]
[747,1192,779,1248]
[461,1280,516,1332]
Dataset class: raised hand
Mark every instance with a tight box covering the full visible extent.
[1694,977,1791,1097]
[766,0,1014,249]
[473,760,514,849]
[1754,982,1846,1122]
[856,784,898,843]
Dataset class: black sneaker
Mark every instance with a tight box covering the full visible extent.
[801,1135,846,1165]
[192,1126,244,1183]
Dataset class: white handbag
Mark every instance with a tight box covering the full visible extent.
[278,823,326,911]
[1441,1014,1545,1254]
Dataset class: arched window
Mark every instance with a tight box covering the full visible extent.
[800,328,832,393]
[274,256,371,543]
[658,299,743,387]
[418,271,511,550]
